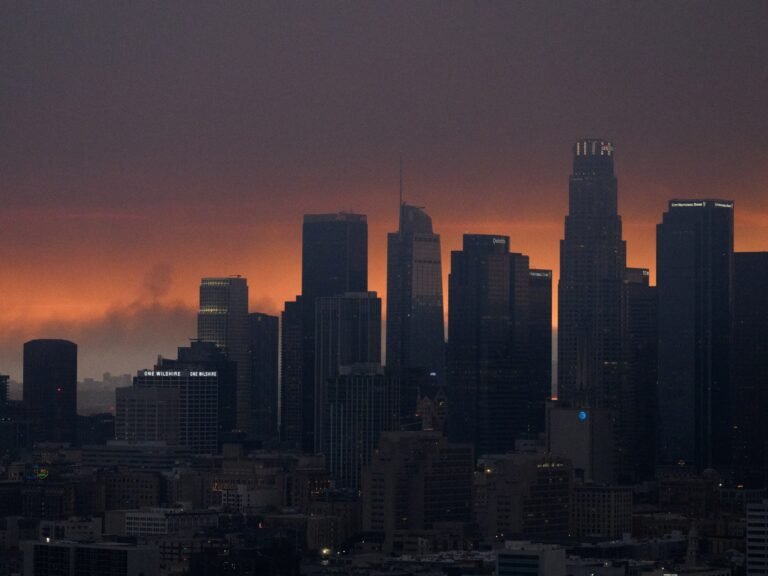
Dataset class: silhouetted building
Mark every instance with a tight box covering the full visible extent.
[386,204,445,423]
[497,542,566,576]
[159,340,237,441]
[732,252,768,488]
[558,139,626,410]
[23,339,78,445]
[77,413,116,445]
[280,298,304,448]
[570,484,632,539]
[657,199,733,472]
[447,234,530,455]
[127,368,218,454]
[362,431,473,553]
[248,312,279,442]
[547,404,615,483]
[23,541,159,576]
[197,276,250,433]
[324,364,399,489]
[314,292,381,452]
[115,386,179,444]
[302,213,367,301]
[281,213,368,453]
[528,269,552,435]
[622,267,658,482]
[474,453,571,542]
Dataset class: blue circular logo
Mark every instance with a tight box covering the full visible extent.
[578,410,588,421]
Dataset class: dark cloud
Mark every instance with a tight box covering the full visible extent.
[2,1,767,213]
[142,263,174,301]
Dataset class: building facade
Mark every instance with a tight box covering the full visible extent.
[128,369,218,454]
[314,291,381,452]
[447,234,530,455]
[386,203,445,423]
[197,277,250,433]
[733,252,768,488]
[323,364,399,489]
[23,339,78,445]
[362,431,474,552]
[558,139,626,410]
[282,213,369,453]
[248,312,279,442]
[657,199,733,471]
[747,499,768,576]
[528,269,553,435]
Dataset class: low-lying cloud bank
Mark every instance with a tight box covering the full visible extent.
[0,299,197,382]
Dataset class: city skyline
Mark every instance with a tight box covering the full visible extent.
[0,153,762,382]
[4,5,768,573]
[3,2,768,380]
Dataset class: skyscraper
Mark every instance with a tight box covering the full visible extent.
[386,204,445,422]
[23,339,78,445]
[197,276,250,433]
[248,312,279,442]
[622,267,657,481]
[314,291,381,452]
[558,139,626,409]
[733,252,768,488]
[324,364,399,489]
[301,213,367,301]
[528,269,552,435]
[281,213,368,452]
[447,234,530,455]
[280,298,305,448]
[657,199,734,472]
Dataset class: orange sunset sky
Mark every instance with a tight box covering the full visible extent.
[2,2,768,380]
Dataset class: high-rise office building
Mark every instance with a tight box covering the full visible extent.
[248,312,279,442]
[622,267,657,482]
[732,252,768,488]
[128,368,218,454]
[197,277,250,433]
[23,339,78,445]
[115,386,179,444]
[558,139,626,409]
[280,298,304,448]
[314,291,381,452]
[657,199,734,472]
[386,203,445,422]
[324,364,399,489]
[302,213,367,301]
[447,234,530,455]
[528,269,552,435]
[157,340,237,441]
[281,213,368,452]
